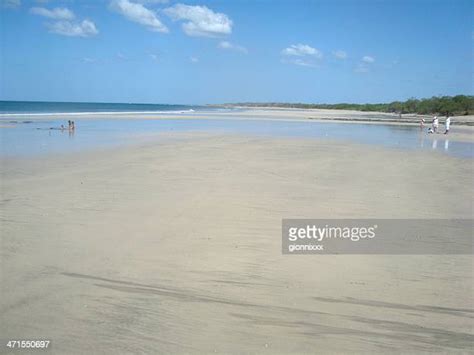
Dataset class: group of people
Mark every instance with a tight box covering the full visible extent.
[60,120,76,131]
[421,115,450,135]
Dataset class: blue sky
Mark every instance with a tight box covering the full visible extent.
[0,0,472,104]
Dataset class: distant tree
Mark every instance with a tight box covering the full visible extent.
[229,95,474,115]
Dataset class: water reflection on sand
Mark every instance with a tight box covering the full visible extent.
[0,118,472,158]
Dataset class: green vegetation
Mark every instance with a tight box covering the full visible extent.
[226,95,474,115]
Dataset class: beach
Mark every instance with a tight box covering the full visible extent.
[3,0,474,351]
[1,110,473,353]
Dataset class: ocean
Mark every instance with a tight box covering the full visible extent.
[0,100,203,115]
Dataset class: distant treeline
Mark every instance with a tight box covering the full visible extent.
[226,95,474,115]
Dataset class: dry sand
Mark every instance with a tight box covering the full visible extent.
[1,132,473,353]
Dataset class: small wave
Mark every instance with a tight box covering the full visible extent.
[0,109,197,117]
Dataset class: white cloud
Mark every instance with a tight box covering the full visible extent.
[149,53,159,61]
[291,58,317,67]
[30,5,98,37]
[110,0,168,33]
[190,56,199,63]
[164,4,232,37]
[355,55,375,73]
[281,57,317,68]
[362,55,375,63]
[218,41,247,54]
[332,50,347,59]
[281,44,322,58]
[47,19,98,37]
[281,44,322,68]
[30,7,75,20]
[2,0,21,8]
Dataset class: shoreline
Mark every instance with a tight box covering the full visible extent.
[0,109,197,117]
[233,106,474,127]
[1,108,473,145]
[2,107,474,123]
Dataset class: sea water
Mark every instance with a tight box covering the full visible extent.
[0,116,472,159]
[0,101,203,115]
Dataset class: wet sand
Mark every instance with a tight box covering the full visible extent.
[2,108,473,143]
[0,132,473,353]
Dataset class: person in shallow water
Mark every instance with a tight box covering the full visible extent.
[444,115,451,134]
[432,116,439,133]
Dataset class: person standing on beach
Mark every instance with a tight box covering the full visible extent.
[420,117,425,130]
[433,116,439,133]
[444,115,451,134]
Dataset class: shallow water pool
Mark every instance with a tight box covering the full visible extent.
[0,118,472,159]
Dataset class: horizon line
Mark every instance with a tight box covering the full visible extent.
[1,93,473,107]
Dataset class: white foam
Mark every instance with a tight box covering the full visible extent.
[0,109,196,118]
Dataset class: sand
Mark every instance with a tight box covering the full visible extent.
[1,131,473,353]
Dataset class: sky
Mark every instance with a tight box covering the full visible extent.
[0,0,473,105]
